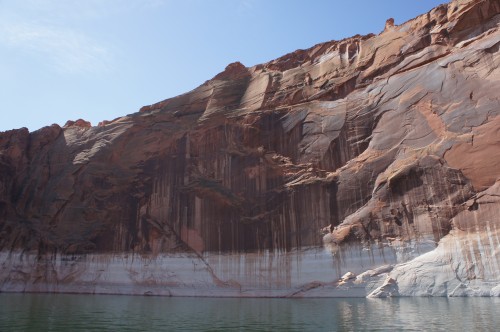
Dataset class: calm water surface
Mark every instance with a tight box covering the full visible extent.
[0,293,498,331]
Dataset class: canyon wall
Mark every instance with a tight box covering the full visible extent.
[1,0,499,297]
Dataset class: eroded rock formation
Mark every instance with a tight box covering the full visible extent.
[0,0,499,297]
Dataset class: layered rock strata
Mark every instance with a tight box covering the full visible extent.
[1,0,499,297]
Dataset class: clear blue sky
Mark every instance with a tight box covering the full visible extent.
[0,0,448,132]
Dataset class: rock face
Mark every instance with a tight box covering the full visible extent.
[1,0,499,297]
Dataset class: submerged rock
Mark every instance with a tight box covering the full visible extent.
[0,0,499,297]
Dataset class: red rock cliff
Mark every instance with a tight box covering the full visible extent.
[0,0,499,297]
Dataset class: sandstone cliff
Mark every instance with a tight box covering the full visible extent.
[1,0,499,297]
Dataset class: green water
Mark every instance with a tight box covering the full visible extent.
[0,293,498,331]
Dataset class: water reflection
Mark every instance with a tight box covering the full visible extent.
[0,294,498,331]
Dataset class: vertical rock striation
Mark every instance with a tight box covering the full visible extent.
[1,0,499,297]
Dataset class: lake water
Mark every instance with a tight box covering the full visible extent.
[0,293,498,331]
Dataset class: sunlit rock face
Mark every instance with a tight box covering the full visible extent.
[1,0,499,297]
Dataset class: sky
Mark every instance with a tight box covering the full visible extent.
[0,0,448,132]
